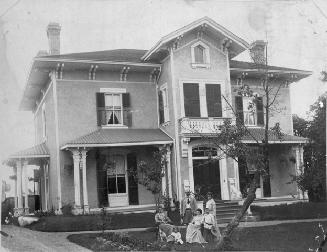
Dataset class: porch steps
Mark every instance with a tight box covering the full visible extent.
[215,200,242,224]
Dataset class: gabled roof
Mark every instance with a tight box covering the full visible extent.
[242,128,307,144]
[9,143,50,159]
[61,128,173,149]
[142,16,250,61]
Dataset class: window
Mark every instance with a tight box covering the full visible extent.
[96,91,131,127]
[194,45,205,63]
[191,41,210,68]
[41,103,46,140]
[182,82,222,118]
[235,96,264,126]
[106,155,127,194]
[105,93,122,125]
[158,84,169,124]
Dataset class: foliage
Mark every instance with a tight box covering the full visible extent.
[98,206,112,234]
[60,203,73,216]
[34,208,56,217]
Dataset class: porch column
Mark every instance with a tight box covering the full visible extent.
[13,166,17,208]
[15,159,23,216]
[80,149,89,214]
[71,149,82,214]
[166,146,173,206]
[294,146,303,199]
[23,160,29,214]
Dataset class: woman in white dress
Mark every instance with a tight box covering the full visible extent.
[185,208,207,244]
[205,192,221,240]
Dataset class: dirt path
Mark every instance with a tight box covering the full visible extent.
[1,225,91,252]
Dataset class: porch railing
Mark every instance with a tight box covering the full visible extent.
[179,117,235,134]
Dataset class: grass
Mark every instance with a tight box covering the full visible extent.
[251,202,327,221]
[68,221,327,251]
[28,212,156,232]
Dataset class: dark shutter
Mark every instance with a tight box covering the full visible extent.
[122,93,132,127]
[127,153,139,205]
[183,83,200,117]
[256,97,264,126]
[206,84,222,117]
[158,91,164,124]
[96,93,105,126]
[235,96,244,125]
[122,93,130,108]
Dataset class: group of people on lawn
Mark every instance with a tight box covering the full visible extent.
[154,191,221,245]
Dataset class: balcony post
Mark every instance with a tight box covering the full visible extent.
[23,160,29,215]
[80,149,89,214]
[70,149,82,215]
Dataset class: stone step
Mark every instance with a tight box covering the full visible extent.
[216,207,242,214]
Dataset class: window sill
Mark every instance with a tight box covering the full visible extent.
[101,125,128,129]
[191,63,210,69]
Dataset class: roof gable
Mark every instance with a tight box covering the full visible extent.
[143,16,249,61]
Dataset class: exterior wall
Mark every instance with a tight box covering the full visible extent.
[33,82,59,210]
[269,145,298,197]
[56,79,158,146]
[230,77,293,135]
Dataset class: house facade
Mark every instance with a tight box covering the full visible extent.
[8,17,311,215]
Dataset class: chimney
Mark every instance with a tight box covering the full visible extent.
[47,23,61,55]
[250,40,267,65]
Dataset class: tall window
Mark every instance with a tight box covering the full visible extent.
[159,84,169,124]
[183,82,222,117]
[235,96,264,126]
[194,45,205,63]
[242,97,256,126]
[106,155,127,194]
[105,93,122,125]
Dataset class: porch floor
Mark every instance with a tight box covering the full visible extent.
[90,204,156,214]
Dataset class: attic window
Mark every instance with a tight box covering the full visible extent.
[191,41,210,68]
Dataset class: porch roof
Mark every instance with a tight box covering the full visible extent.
[61,128,173,149]
[243,128,308,144]
[8,142,50,159]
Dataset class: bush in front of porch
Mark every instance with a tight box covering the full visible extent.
[251,202,327,221]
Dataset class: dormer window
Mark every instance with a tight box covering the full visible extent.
[191,41,210,68]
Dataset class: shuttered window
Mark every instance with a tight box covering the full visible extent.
[256,97,264,126]
[183,83,200,117]
[235,96,264,126]
[96,92,131,127]
[158,85,169,124]
[206,84,222,117]
[194,45,205,63]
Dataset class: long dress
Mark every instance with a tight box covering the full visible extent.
[185,215,207,244]
[206,199,221,240]
[155,212,173,237]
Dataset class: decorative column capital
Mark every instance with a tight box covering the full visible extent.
[181,138,190,158]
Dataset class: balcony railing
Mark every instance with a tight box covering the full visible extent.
[180,117,234,134]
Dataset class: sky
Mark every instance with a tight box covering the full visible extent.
[1,0,327,181]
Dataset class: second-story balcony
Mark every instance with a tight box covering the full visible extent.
[179,117,234,135]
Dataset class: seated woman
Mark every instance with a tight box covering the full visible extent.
[186,208,207,244]
[155,206,174,240]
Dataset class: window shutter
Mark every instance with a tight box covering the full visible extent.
[235,96,244,125]
[122,93,130,108]
[183,83,200,117]
[123,110,132,127]
[158,91,164,124]
[96,93,105,126]
[256,97,264,126]
[206,84,222,117]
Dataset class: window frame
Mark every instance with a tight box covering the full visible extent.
[104,93,124,126]
[242,96,257,126]
[191,41,210,69]
[106,154,128,196]
[179,79,225,118]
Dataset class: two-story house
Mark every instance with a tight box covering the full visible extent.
[7,17,311,216]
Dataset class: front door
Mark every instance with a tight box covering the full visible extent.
[107,154,129,207]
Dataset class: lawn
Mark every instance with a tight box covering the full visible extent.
[67,221,327,251]
[251,202,327,221]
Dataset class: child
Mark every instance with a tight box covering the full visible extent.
[203,207,216,243]
[167,226,184,244]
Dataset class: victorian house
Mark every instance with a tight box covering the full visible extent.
[7,17,311,216]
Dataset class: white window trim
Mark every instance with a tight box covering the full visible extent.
[160,83,170,124]
[100,88,126,93]
[242,96,257,127]
[179,79,225,118]
[41,103,46,141]
[191,41,210,69]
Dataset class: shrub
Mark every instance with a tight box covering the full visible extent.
[61,203,73,216]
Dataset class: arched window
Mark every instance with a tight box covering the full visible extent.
[194,45,205,63]
[192,146,217,158]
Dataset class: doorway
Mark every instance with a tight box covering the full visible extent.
[192,146,221,200]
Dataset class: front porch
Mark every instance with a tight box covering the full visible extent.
[60,128,173,215]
